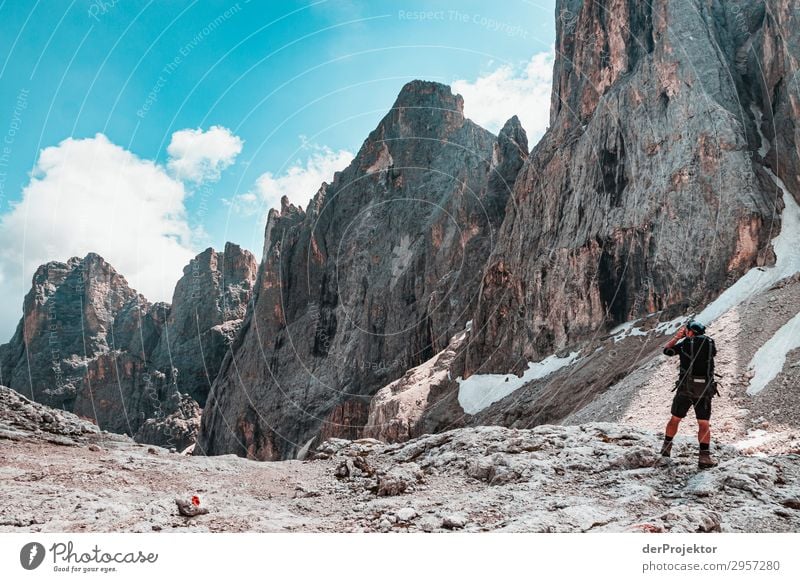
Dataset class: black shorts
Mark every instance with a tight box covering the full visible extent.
[671,392,712,421]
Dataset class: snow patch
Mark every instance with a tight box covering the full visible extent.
[609,320,637,336]
[746,311,800,395]
[610,320,649,342]
[607,314,684,342]
[752,104,771,159]
[457,351,581,414]
[654,317,685,336]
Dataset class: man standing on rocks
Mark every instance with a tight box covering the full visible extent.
[659,320,719,469]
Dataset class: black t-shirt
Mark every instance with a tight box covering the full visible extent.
[663,334,716,378]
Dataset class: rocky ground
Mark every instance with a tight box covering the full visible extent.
[2,387,799,533]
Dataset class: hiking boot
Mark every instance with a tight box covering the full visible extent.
[659,439,673,457]
[698,449,717,469]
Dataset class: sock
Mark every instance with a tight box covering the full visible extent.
[663,435,673,442]
[699,442,710,451]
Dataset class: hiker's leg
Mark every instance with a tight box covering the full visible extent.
[695,398,712,444]
[697,422,716,468]
[668,393,691,437]
[665,415,681,438]
[696,400,716,467]
[697,420,711,444]
[660,416,681,457]
[662,394,690,457]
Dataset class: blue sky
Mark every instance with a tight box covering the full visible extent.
[0,0,556,338]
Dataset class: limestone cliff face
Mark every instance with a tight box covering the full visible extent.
[465,0,790,375]
[151,243,257,406]
[745,0,800,201]
[0,246,256,449]
[0,255,176,438]
[196,81,528,460]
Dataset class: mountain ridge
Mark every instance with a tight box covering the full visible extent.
[0,243,257,450]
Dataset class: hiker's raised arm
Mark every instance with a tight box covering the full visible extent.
[663,325,686,355]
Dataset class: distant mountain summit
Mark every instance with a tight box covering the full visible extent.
[0,244,257,450]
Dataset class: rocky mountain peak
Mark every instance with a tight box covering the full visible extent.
[279,194,304,218]
[151,244,257,405]
[22,252,142,349]
[367,80,469,147]
[391,79,464,113]
[32,252,124,290]
[187,243,256,297]
[494,116,529,171]
[69,252,121,277]
[222,241,258,285]
[498,115,527,144]
[80,251,109,265]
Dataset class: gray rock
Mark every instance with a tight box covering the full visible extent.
[4,417,799,533]
[133,393,202,452]
[442,512,468,530]
[419,514,442,532]
[376,463,424,497]
[395,507,417,522]
[781,497,800,510]
[364,325,469,444]
[685,471,721,497]
[0,385,114,446]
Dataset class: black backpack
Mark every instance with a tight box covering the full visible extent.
[674,335,719,399]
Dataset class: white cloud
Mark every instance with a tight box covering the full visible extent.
[0,133,196,339]
[230,145,354,215]
[167,125,243,183]
[453,50,554,144]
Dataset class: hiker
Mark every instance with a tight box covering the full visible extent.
[659,320,719,469]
